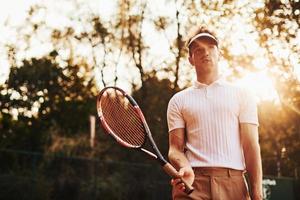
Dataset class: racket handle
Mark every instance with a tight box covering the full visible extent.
[162,162,194,194]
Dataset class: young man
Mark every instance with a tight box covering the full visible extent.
[167,26,263,200]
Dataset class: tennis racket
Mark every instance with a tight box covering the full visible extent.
[96,86,194,194]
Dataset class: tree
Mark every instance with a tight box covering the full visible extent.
[254,0,300,177]
[1,0,299,178]
[0,51,97,150]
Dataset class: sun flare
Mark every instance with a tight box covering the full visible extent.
[235,71,279,103]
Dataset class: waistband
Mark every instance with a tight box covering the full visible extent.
[192,167,245,177]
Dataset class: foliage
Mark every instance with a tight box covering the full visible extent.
[258,101,300,177]
[0,52,96,151]
[132,73,179,156]
[254,0,300,177]
[0,148,172,200]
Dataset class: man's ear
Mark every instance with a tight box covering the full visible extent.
[188,55,194,66]
[218,48,222,60]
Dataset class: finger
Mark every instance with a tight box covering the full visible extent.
[179,184,186,191]
[171,178,183,186]
[172,181,185,191]
[175,182,185,191]
[170,179,176,186]
[178,169,185,177]
[176,180,184,186]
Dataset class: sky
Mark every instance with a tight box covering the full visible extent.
[0,0,39,83]
[0,0,115,80]
[0,0,296,103]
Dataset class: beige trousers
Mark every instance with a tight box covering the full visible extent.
[172,167,251,200]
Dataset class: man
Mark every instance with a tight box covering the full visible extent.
[167,26,263,200]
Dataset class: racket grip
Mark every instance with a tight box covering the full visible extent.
[162,162,194,195]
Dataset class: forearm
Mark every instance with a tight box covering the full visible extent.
[168,128,192,170]
[168,149,191,170]
[244,144,263,200]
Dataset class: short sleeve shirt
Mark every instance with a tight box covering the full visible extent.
[167,79,258,170]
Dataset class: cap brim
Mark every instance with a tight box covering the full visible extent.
[187,33,218,48]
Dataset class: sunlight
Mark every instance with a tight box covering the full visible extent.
[295,64,300,80]
[0,0,39,25]
[252,57,269,70]
[0,0,39,84]
[0,59,9,84]
[235,71,280,103]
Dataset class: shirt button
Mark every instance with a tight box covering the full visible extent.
[206,89,211,98]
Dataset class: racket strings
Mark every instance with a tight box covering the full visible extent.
[102,96,143,133]
[105,97,143,128]
[104,100,143,137]
[100,89,146,147]
[103,97,145,146]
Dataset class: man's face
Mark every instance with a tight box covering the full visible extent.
[188,37,219,74]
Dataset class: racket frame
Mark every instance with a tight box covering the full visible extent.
[97,86,194,194]
[97,86,146,149]
[97,86,165,161]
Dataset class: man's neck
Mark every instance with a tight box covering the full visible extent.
[197,73,219,85]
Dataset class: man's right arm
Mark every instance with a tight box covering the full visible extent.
[168,128,194,187]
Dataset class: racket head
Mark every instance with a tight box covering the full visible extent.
[97,86,147,149]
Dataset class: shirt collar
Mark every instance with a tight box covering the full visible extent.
[193,77,226,89]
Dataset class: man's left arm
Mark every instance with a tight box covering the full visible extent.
[240,123,263,200]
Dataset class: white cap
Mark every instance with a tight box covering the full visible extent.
[187,32,218,48]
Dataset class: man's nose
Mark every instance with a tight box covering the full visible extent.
[203,48,209,56]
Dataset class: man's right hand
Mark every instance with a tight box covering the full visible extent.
[171,166,195,192]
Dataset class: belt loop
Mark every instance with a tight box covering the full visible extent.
[227,169,231,177]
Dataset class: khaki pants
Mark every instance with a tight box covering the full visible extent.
[172,167,251,200]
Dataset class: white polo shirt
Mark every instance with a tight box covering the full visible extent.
[167,79,258,170]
